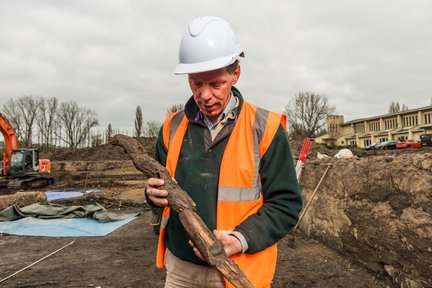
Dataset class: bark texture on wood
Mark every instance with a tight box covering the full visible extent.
[111,134,253,288]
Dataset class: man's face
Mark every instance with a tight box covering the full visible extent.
[188,66,240,124]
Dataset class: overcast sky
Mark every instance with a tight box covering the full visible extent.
[1,0,431,135]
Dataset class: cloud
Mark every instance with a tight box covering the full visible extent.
[1,0,431,136]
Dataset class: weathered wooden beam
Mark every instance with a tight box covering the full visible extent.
[111,134,253,288]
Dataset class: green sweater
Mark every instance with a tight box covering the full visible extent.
[153,87,302,266]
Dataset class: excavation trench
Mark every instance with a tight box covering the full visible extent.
[298,152,432,288]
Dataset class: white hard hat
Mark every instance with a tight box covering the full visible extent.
[175,16,244,75]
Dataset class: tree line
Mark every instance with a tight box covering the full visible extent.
[2,92,341,150]
[2,96,98,148]
[1,95,166,149]
[388,101,408,114]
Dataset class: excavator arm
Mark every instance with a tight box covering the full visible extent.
[0,112,19,176]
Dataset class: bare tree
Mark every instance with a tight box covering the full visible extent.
[2,99,24,142]
[37,96,58,149]
[166,103,184,116]
[18,96,40,146]
[388,101,408,113]
[284,92,335,138]
[389,101,399,114]
[91,131,103,147]
[2,95,40,147]
[145,121,161,138]
[56,101,99,148]
[106,123,113,143]
[134,106,143,137]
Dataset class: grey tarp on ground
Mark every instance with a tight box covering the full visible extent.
[0,203,135,222]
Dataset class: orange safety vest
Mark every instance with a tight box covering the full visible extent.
[156,101,286,288]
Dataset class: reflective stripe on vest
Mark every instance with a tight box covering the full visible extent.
[217,106,280,203]
[156,102,285,287]
[169,111,185,146]
[162,111,185,149]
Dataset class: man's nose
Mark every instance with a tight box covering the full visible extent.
[200,86,212,101]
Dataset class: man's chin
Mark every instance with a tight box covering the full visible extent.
[202,109,220,117]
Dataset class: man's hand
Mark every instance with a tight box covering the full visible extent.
[189,230,243,260]
[146,177,169,207]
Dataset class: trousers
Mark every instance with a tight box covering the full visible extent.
[164,249,226,288]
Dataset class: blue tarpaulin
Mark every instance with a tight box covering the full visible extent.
[45,189,100,202]
[0,214,139,237]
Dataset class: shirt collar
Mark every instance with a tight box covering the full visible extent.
[202,92,236,128]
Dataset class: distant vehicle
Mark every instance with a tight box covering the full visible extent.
[420,134,432,147]
[364,143,378,150]
[376,140,397,150]
[396,140,422,149]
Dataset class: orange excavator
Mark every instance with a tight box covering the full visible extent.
[0,112,54,189]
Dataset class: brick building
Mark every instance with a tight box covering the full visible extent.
[315,105,432,148]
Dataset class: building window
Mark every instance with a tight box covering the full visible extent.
[402,115,417,128]
[404,115,419,127]
[369,121,380,131]
[329,123,338,133]
[384,118,397,130]
[364,139,371,146]
[425,113,432,124]
[355,123,365,134]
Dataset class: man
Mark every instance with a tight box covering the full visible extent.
[146,16,302,288]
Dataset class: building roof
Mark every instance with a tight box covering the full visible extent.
[342,105,432,125]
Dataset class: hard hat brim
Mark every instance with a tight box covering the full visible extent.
[174,51,244,75]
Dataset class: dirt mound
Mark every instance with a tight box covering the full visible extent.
[42,137,156,161]
[299,151,432,287]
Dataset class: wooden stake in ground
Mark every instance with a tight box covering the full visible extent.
[288,164,331,248]
[0,241,75,284]
[111,134,253,288]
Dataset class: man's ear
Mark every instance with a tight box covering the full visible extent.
[232,65,241,85]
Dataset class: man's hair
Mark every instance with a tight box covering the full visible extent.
[226,60,239,74]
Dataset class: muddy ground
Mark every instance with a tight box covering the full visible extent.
[1,137,429,288]
[0,189,390,288]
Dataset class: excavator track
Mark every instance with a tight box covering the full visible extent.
[6,175,54,189]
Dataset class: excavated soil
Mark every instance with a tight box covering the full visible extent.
[1,136,430,287]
